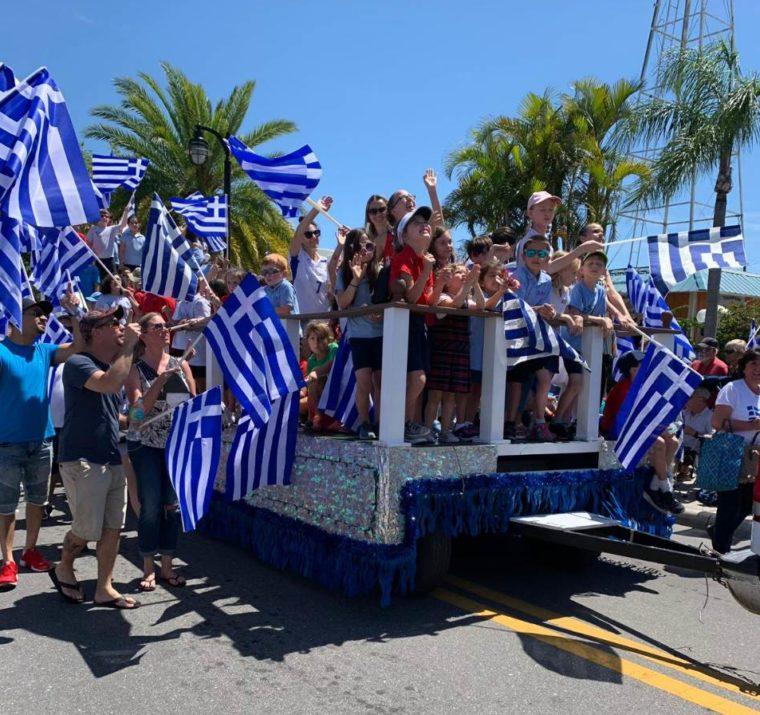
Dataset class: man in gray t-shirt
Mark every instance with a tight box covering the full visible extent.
[52,307,142,609]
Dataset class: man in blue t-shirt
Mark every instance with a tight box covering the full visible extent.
[0,296,83,591]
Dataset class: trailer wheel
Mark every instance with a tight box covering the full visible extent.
[526,539,600,570]
[414,532,452,593]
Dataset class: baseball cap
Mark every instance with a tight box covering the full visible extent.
[21,297,53,315]
[581,250,608,265]
[396,206,433,245]
[527,191,561,211]
[79,306,125,340]
[697,337,719,350]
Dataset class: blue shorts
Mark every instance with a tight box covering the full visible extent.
[349,336,383,372]
[0,440,53,514]
[407,315,429,373]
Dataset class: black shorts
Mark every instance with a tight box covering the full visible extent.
[190,364,206,379]
[507,356,559,383]
[349,336,383,371]
[407,315,429,373]
[470,369,483,385]
[563,356,584,375]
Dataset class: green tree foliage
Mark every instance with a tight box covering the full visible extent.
[445,79,648,243]
[716,299,760,350]
[85,62,298,268]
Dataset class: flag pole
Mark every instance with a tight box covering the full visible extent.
[305,197,346,229]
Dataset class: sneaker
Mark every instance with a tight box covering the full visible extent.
[549,421,570,440]
[659,490,685,515]
[530,422,557,442]
[642,485,669,514]
[454,422,479,441]
[503,422,516,440]
[20,548,51,572]
[404,421,432,445]
[0,561,18,590]
[358,422,377,440]
[438,430,460,445]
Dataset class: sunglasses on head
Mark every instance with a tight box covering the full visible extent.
[261,267,282,276]
[524,248,549,258]
[368,207,386,215]
[303,230,321,239]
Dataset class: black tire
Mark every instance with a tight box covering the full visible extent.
[526,538,600,570]
[414,532,452,593]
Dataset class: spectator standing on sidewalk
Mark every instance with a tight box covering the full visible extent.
[52,307,142,608]
[0,296,84,591]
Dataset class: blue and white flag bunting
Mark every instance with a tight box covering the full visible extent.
[91,154,149,205]
[142,194,198,301]
[318,332,370,432]
[204,273,305,426]
[614,342,702,469]
[748,320,759,351]
[647,225,746,295]
[165,386,223,532]
[228,136,322,218]
[226,392,299,501]
[170,192,227,253]
[503,291,588,370]
[0,66,100,227]
[626,266,695,362]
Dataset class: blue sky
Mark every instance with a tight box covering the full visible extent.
[4,1,760,269]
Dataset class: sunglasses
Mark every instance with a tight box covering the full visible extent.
[261,267,282,276]
[524,249,549,258]
[144,323,167,332]
[303,230,321,239]
[368,207,387,215]
[391,194,415,208]
[358,242,375,252]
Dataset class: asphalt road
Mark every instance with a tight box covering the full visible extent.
[1,492,758,714]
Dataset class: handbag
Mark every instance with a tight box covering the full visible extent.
[696,420,745,492]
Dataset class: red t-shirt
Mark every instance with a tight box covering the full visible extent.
[382,230,395,262]
[389,245,433,305]
[600,377,632,437]
[134,291,176,320]
[691,357,728,377]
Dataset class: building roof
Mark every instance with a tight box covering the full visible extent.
[610,267,760,298]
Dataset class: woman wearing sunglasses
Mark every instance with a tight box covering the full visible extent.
[289,196,333,316]
[364,195,393,263]
[335,229,384,439]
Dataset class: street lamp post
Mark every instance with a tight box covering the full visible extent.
[188,124,232,257]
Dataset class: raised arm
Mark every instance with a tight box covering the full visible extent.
[83,323,140,394]
[423,169,444,230]
[547,241,605,275]
[290,195,333,256]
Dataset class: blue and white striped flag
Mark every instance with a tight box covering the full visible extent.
[748,320,759,351]
[31,227,91,306]
[625,265,647,315]
[317,333,371,432]
[91,154,149,206]
[170,192,227,253]
[19,223,39,254]
[0,66,100,227]
[0,216,24,328]
[165,386,223,532]
[228,136,322,218]
[503,291,588,370]
[204,273,305,426]
[647,225,746,295]
[612,331,640,382]
[226,392,299,501]
[614,342,702,469]
[40,313,72,399]
[142,194,198,301]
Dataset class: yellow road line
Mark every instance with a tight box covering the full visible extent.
[433,588,759,715]
[445,574,760,704]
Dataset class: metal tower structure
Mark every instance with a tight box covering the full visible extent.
[618,0,744,271]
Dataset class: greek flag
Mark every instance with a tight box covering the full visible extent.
[612,331,640,382]
[626,267,695,361]
[31,227,91,306]
[317,333,370,432]
[0,66,100,227]
[40,313,72,399]
[91,154,149,205]
[142,194,198,300]
[19,223,39,254]
[748,320,759,351]
[614,342,702,469]
[203,273,305,426]
[165,386,223,532]
[0,216,23,328]
[170,192,227,253]
[226,392,299,501]
[647,225,746,295]
[503,291,588,370]
[228,136,322,218]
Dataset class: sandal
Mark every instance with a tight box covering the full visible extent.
[95,596,141,609]
[138,574,156,592]
[159,573,186,588]
[49,568,84,604]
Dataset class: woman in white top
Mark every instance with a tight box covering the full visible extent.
[289,196,333,315]
[711,348,760,553]
[94,275,139,319]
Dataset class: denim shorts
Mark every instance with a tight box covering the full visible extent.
[0,440,53,514]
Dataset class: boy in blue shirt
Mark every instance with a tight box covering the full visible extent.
[565,250,614,353]
[505,236,557,442]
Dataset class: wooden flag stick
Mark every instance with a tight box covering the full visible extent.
[305,197,346,229]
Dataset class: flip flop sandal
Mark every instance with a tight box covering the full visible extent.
[94,597,141,610]
[48,569,84,604]
[138,576,157,592]
[159,573,186,588]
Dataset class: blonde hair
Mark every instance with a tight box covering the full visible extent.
[262,253,290,278]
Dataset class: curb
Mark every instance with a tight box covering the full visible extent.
[675,502,752,541]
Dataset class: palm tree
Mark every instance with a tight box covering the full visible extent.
[85,62,298,267]
[626,41,760,334]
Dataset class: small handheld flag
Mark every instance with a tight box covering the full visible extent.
[92,154,149,206]
[170,192,227,253]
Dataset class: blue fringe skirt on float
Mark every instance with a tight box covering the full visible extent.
[198,467,673,606]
